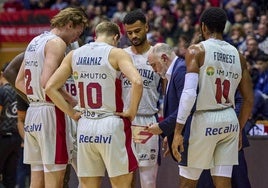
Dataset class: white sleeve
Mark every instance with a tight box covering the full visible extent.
[176,72,199,124]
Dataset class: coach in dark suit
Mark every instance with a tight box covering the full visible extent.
[146,43,186,161]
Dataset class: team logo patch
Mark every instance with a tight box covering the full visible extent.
[73,71,78,80]
[206,66,215,76]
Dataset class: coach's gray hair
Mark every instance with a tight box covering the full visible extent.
[151,43,174,57]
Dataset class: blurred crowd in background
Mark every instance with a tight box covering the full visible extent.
[1,0,268,126]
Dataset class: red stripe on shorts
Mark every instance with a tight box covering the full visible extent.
[55,106,68,164]
[123,118,138,172]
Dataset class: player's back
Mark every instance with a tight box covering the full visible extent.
[72,42,123,116]
[196,38,242,111]
[24,31,58,103]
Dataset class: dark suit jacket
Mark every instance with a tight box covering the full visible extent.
[158,56,186,161]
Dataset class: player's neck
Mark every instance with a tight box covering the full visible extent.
[131,41,151,55]
[207,32,223,40]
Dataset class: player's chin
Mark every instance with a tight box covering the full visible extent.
[131,40,141,46]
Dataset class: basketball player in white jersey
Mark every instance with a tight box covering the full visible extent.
[15,7,88,188]
[122,9,162,188]
[45,21,143,188]
[172,7,254,188]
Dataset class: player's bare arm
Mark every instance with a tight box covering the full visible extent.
[172,43,202,162]
[45,51,81,121]
[3,52,24,87]
[237,53,254,149]
[3,52,28,102]
[237,53,254,130]
[112,48,143,121]
[15,60,26,95]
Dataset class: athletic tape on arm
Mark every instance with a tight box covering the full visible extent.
[176,73,198,124]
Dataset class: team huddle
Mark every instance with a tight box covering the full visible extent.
[1,7,253,188]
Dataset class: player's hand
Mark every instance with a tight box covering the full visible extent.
[172,133,184,162]
[146,123,163,135]
[69,98,78,108]
[71,111,82,122]
[115,109,135,121]
[162,137,170,157]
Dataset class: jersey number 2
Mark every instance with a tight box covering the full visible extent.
[78,82,102,108]
[25,69,33,95]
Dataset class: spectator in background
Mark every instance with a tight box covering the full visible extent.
[259,14,268,25]
[226,23,246,48]
[254,54,268,95]
[256,23,268,55]
[162,14,178,47]
[233,9,246,24]
[238,26,254,53]
[244,5,259,30]
[175,34,190,58]
[174,15,195,45]
[50,0,68,10]
[112,1,127,23]
[3,0,23,12]
[0,63,21,188]
[244,37,266,65]
[223,0,241,23]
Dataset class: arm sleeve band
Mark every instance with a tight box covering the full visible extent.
[176,72,199,124]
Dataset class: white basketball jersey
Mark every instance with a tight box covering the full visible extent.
[24,31,58,102]
[72,42,122,114]
[65,77,78,100]
[196,38,242,111]
[121,47,161,115]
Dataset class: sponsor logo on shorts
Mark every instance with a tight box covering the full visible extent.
[79,134,112,144]
[139,153,149,161]
[24,123,42,132]
[205,123,238,136]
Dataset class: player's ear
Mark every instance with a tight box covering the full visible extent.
[114,34,120,41]
[161,54,168,62]
[145,23,149,33]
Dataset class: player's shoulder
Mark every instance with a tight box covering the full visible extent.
[111,47,128,56]
[186,43,204,57]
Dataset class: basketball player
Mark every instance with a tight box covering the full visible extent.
[15,7,88,188]
[4,44,82,187]
[172,7,254,188]
[45,21,143,188]
[121,9,162,188]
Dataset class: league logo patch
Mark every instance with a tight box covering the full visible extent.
[73,71,78,80]
[206,66,215,76]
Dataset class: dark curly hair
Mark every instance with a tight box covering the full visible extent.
[123,9,146,25]
[200,7,227,34]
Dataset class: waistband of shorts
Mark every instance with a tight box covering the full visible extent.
[29,101,54,107]
[81,110,114,119]
[196,106,233,113]
[136,114,156,117]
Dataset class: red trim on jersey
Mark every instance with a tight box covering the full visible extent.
[54,106,68,164]
[115,78,123,112]
[123,118,138,172]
